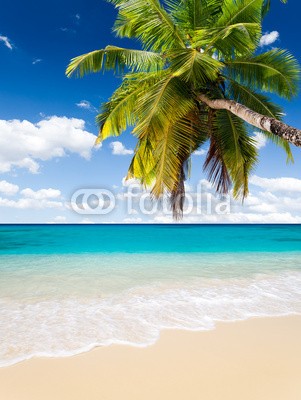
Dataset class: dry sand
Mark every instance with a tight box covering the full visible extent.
[1,316,301,400]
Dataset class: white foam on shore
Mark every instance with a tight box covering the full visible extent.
[0,263,301,367]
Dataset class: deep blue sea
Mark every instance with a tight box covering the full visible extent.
[0,224,301,367]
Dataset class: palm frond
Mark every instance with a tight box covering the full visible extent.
[166,0,220,32]
[226,78,293,161]
[127,138,157,186]
[132,74,195,140]
[109,0,186,51]
[204,23,261,57]
[225,49,301,99]
[170,160,186,220]
[203,108,231,195]
[151,112,201,197]
[203,134,232,195]
[169,48,222,86]
[166,0,202,31]
[128,106,204,219]
[217,0,264,27]
[66,46,163,77]
[206,0,263,56]
[227,78,283,118]
[96,71,167,142]
[151,123,184,197]
[205,109,258,198]
[260,130,293,163]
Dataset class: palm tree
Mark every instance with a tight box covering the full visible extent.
[66,0,300,218]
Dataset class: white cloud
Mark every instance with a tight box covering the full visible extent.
[260,31,279,47]
[0,185,64,210]
[80,218,95,224]
[123,217,142,223]
[250,175,301,193]
[153,215,173,223]
[0,35,13,50]
[15,158,40,174]
[0,116,98,173]
[59,27,75,34]
[253,132,267,149]
[21,188,61,200]
[115,176,301,224]
[76,100,91,109]
[75,14,80,20]
[53,216,67,223]
[193,148,206,156]
[0,198,63,210]
[76,100,97,112]
[0,180,19,195]
[0,174,300,223]
[110,141,134,155]
[122,176,141,187]
[32,58,42,65]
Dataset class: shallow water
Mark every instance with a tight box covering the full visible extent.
[0,224,301,367]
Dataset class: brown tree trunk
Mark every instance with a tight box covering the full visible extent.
[198,94,301,147]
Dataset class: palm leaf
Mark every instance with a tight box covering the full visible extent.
[217,0,264,27]
[225,49,301,99]
[260,130,293,163]
[166,0,222,30]
[127,138,157,186]
[227,78,283,118]
[212,0,263,56]
[132,74,195,140]
[66,46,163,77]
[169,48,222,87]
[151,112,201,197]
[192,22,261,58]
[96,71,167,142]
[226,78,293,161]
[109,0,186,51]
[205,109,258,198]
[203,134,232,195]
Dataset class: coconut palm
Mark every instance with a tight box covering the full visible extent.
[66,0,300,218]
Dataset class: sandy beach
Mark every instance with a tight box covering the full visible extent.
[1,315,301,400]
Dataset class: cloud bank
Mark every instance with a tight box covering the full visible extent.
[0,116,97,173]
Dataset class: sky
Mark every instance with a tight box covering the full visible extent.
[1,0,301,224]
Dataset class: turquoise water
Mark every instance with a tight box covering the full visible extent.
[1,224,301,254]
[0,224,301,367]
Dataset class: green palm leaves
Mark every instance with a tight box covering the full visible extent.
[112,0,186,51]
[169,48,222,85]
[66,46,164,77]
[67,0,300,218]
[225,49,300,99]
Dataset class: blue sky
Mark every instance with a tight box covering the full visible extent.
[1,0,301,223]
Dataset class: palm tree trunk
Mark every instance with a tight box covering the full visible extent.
[198,94,301,147]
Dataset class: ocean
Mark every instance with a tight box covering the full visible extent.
[0,224,301,367]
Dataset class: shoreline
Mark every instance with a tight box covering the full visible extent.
[1,312,299,369]
[1,315,301,400]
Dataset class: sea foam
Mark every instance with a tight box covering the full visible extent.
[0,252,301,367]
